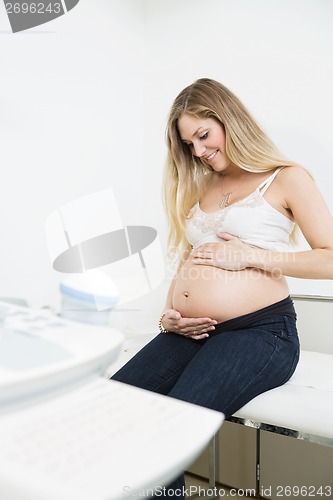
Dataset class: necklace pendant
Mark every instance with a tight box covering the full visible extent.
[219,193,231,209]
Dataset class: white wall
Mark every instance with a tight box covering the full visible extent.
[142,0,333,296]
[0,0,145,308]
[1,0,333,310]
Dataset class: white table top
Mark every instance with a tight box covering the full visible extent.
[234,350,333,441]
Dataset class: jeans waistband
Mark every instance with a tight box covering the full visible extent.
[212,296,296,334]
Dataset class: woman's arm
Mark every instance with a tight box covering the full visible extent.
[249,166,333,278]
[161,250,189,313]
[162,273,178,312]
[248,245,333,279]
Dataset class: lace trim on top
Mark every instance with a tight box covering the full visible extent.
[188,189,263,234]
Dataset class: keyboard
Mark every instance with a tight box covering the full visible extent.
[0,377,223,500]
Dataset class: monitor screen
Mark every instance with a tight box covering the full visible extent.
[0,327,72,370]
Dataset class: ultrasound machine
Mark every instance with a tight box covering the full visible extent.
[0,299,223,500]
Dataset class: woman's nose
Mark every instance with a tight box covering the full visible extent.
[192,142,206,157]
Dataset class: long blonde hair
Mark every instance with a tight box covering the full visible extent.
[163,78,300,256]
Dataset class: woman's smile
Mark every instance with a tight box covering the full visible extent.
[205,149,219,162]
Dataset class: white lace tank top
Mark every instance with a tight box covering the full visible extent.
[185,168,295,251]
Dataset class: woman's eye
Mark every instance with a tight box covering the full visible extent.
[200,132,208,140]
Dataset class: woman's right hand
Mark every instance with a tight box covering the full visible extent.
[161,309,217,340]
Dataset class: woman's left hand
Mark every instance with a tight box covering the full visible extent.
[191,232,252,271]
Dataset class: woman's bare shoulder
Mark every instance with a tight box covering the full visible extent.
[278,165,313,183]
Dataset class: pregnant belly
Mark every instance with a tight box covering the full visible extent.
[172,258,289,322]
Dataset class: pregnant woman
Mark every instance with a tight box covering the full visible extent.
[112,78,333,497]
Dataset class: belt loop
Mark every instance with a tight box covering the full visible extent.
[283,315,292,337]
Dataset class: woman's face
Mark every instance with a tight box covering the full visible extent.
[177,114,231,172]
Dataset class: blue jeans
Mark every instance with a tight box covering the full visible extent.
[112,314,299,498]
